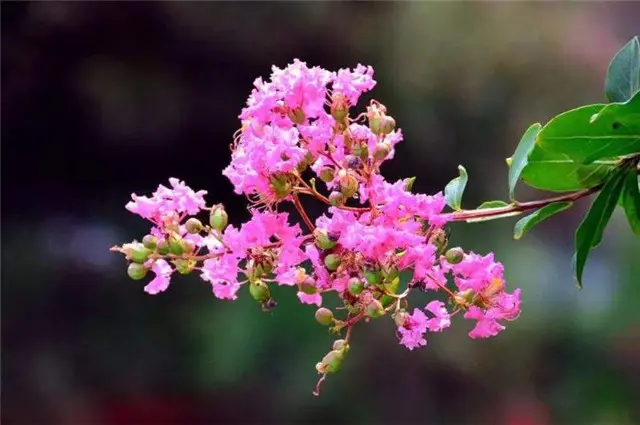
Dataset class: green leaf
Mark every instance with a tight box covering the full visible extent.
[536,98,640,164]
[478,200,510,209]
[520,145,615,192]
[605,36,640,103]
[508,123,541,200]
[513,201,572,240]
[444,165,468,211]
[573,168,627,288]
[621,168,640,235]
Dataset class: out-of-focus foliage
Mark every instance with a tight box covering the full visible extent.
[2,2,639,425]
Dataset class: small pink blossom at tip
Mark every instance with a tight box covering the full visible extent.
[297,291,322,306]
[397,308,429,350]
[424,300,451,332]
[144,259,173,295]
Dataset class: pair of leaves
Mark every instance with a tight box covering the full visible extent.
[507,36,640,198]
[573,166,638,287]
[508,93,639,198]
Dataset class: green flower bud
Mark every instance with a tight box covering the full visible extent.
[130,246,152,264]
[300,276,317,295]
[328,191,345,206]
[373,141,391,161]
[404,177,416,192]
[316,349,345,374]
[348,277,364,296]
[324,254,341,272]
[318,166,335,183]
[249,279,270,302]
[369,115,382,135]
[364,269,382,286]
[209,205,229,232]
[168,237,185,256]
[156,239,170,255]
[142,234,157,250]
[314,228,337,250]
[380,115,396,135]
[175,259,196,275]
[445,247,465,264]
[338,171,359,198]
[315,307,334,326]
[185,218,203,234]
[127,262,148,280]
[288,107,306,125]
[330,93,349,122]
[352,142,369,160]
[364,299,384,318]
[332,339,348,351]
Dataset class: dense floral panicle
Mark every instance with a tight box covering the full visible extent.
[115,60,524,390]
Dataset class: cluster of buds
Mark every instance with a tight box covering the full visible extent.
[112,60,521,396]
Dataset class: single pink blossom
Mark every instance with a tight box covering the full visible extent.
[144,259,173,295]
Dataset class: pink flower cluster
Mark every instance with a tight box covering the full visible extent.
[113,60,522,391]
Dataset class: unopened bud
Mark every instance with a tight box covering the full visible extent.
[330,93,349,122]
[445,247,464,264]
[127,262,148,280]
[332,339,348,351]
[328,191,346,207]
[348,277,364,296]
[168,237,185,256]
[318,167,335,183]
[352,142,369,160]
[364,269,382,286]
[300,276,317,295]
[316,349,345,374]
[380,116,396,135]
[130,245,152,264]
[142,234,157,250]
[288,107,306,125]
[315,307,334,326]
[373,141,391,161]
[174,259,196,275]
[365,299,384,318]
[185,218,203,234]
[157,239,170,255]
[209,205,229,232]
[249,279,271,302]
[324,254,341,272]
[338,170,359,198]
[314,228,337,250]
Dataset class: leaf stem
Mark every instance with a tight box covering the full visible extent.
[448,185,603,222]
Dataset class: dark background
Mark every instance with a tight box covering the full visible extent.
[2,2,639,425]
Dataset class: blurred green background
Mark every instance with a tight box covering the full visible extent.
[2,2,639,425]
